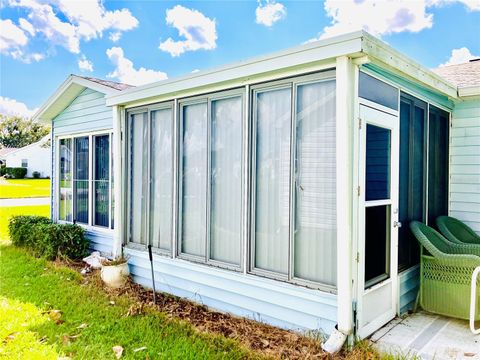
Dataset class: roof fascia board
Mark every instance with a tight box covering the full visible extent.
[361,33,458,99]
[33,75,119,123]
[3,136,47,156]
[106,31,364,106]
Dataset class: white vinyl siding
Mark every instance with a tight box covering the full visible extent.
[449,99,480,233]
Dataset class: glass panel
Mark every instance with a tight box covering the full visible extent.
[181,102,207,257]
[359,72,399,110]
[73,136,89,224]
[129,113,148,244]
[254,87,291,274]
[94,135,110,227]
[110,134,114,229]
[294,80,337,285]
[398,96,426,270]
[210,96,242,265]
[150,108,173,251]
[365,205,390,288]
[59,138,73,222]
[428,106,449,226]
[365,124,391,201]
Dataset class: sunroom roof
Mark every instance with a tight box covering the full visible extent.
[105,30,458,107]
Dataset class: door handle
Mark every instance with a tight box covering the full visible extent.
[393,221,402,228]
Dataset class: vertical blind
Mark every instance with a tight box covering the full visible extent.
[254,87,292,274]
[150,108,173,251]
[94,135,110,227]
[294,80,337,285]
[130,113,148,245]
[181,102,208,256]
[74,136,89,224]
[210,96,243,265]
[59,138,73,222]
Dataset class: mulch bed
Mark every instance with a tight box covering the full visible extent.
[63,259,352,359]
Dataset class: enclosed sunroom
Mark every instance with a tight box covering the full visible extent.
[35,31,478,343]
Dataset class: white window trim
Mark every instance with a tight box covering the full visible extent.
[55,129,114,234]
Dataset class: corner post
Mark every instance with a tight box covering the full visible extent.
[112,105,124,258]
[335,56,355,338]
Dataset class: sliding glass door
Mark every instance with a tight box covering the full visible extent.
[252,72,337,288]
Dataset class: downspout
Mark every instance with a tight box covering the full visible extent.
[322,56,356,353]
[112,105,123,259]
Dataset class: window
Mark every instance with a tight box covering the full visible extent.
[74,137,89,224]
[57,133,113,229]
[397,92,450,271]
[359,72,399,110]
[127,106,174,252]
[428,105,449,226]
[179,92,244,267]
[252,73,337,288]
[21,159,28,167]
[59,138,73,222]
[398,94,427,270]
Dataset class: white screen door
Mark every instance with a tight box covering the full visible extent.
[356,105,399,338]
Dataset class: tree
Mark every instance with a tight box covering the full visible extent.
[0,115,50,148]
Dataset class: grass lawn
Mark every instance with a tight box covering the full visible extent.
[0,178,50,199]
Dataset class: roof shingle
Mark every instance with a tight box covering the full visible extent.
[76,75,134,91]
[433,60,480,88]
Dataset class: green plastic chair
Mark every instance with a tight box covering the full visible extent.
[437,215,480,245]
[410,221,480,321]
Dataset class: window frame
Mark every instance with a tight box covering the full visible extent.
[249,70,338,292]
[21,159,28,167]
[125,102,176,256]
[56,130,114,233]
[177,88,245,272]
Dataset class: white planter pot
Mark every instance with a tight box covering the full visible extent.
[100,262,130,288]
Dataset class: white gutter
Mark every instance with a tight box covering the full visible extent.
[459,85,480,98]
[322,55,355,354]
[112,105,123,259]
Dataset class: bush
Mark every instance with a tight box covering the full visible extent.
[32,171,40,179]
[4,167,27,179]
[0,166,6,176]
[8,215,89,260]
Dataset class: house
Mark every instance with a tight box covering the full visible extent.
[0,147,18,166]
[4,135,51,177]
[33,31,480,346]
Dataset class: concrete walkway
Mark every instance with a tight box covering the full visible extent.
[371,311,479,359]
[0,197,50,207]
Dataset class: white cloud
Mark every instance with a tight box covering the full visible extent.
[159,5,217,57]
[308,0,480,42]
[0,96,38,118]
[3,0,138,60]
[109,31,122,42]
[78,55,93,72]
[439,47,479,66]
[255,1,286,27]
[429,0,480,11]
[18,18,35,36]
[106,47,168,86]
[0,19,29,51]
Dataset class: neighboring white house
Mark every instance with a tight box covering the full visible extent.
[0,147,18,166]
[32,31,480,346]
[5,135,51,177]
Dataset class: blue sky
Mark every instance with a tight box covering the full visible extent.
[0,0,479,117]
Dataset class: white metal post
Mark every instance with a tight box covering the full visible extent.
[336,56,355,337]
[112,105,123,258]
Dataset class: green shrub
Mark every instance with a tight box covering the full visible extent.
[4,167,28,179]
[0,166,6,176]
[9,215,51,247]
[32,171,40,178]
[8,215,89,260]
